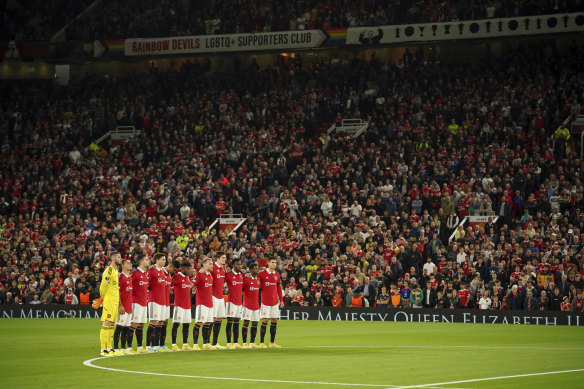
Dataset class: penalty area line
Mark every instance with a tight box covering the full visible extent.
[83,356,398,387]
[392,368,584,388]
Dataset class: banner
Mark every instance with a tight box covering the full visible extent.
[2,305,582,326]
[1,305,102,319]
[218,217,243,234]
[279,307,584,326]
[124,30,328,56]
[347,13,584,45]
[467,215,498,235]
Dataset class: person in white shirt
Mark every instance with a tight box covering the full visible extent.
[320,196,333,217]
[422,257,437,275]
[350,201,362,218]
[478,290,492,310]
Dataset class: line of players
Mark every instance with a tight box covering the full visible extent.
[110,251,283,355]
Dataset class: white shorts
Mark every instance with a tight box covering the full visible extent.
[212,296,226,319]
[195,305,214,323]
[226,302,242,318]
[131,303,147,324]
[173,306,192,324]
[240,307,260,322]
[116,312,132,327]
[148,302,164,321]
[164,305,170,321]
[260,303,280,319]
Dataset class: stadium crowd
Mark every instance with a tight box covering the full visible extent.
[0,41,583,312]
[0,0,93,41]
[63,0,584,41]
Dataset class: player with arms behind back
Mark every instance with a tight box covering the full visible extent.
[147,253,167,352]
[211,251,227,349]
[225,258,244,349]
[113,258,133,354]
[92,251,123,356]
[128,253,150,353]
[171,260,194,351]
[157,260,178,352]
[194,257,215,350]
[258,257,284,348]
[241,263,261,349]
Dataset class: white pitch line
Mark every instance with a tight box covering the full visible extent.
[294,345,584,351]
[392,368,584,388]
[83,356,399,387]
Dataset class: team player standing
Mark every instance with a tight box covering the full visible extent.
[95,251,283,355]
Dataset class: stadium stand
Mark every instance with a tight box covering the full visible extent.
[61,0,584,40]
[0,0,93,41]
[0,39,582,311]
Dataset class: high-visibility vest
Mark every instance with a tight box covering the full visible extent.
[351,295,363,307]
[79,292,90,305]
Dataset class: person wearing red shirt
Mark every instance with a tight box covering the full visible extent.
[158,260,178,352]
[129,254,150,353]
[241,263,261,348]
[258,258,284,348]
[114,259,133,354]
[194,257,215,350]
[146,253,167,351]
[458,283,470,308]
[211,252,227,349]
[225,259,244,349]
[171,261,193,351]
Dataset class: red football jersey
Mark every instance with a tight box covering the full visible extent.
[211,262,226,299]
[131,268,148,306]
[148,267,166,305]
[163,269,171,306]
[458,289,470,306]
[225,271,243,305]
[119,272,133,313]
[258,269,283,306]
[172,272,192,309]
[242,276,260,310]
[195,272,214,308]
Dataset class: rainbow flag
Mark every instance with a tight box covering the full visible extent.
[94,39,125,57]
[323,28,347,46]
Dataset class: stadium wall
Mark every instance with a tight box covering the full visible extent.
[1,306,582,326]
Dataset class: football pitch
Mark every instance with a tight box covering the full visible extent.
[1,319,583,388]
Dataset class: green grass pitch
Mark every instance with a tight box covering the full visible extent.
[0,319,583,388]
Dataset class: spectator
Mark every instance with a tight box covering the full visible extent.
[478,291,492,310]
[376,286,390,307]
[422,281,437,308]
[549,288,563,311]
[523,290,538,311]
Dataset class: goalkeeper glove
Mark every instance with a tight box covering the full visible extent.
[91,297,103,309]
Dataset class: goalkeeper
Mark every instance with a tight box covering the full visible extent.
[92,251,123,356]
